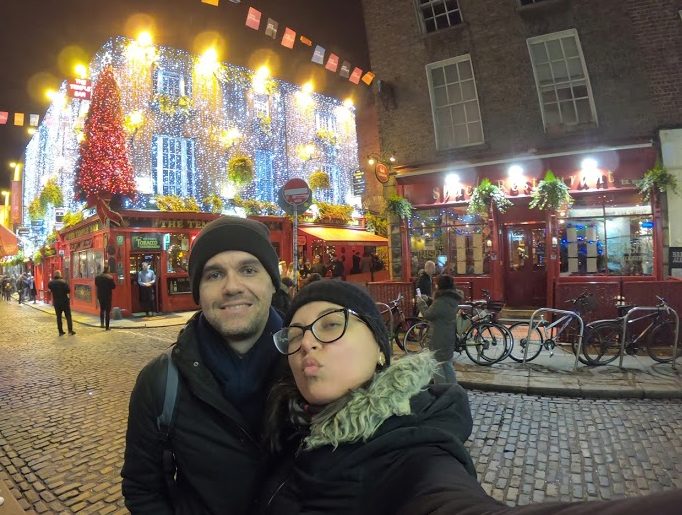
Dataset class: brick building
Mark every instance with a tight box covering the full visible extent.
[360,0,682,309]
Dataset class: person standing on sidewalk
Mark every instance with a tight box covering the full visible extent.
[122,216,286,514]
[95,265,116,330]
[47,270,75,336]
[137,261,156,316]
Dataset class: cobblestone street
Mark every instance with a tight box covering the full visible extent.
[0,301,681,513]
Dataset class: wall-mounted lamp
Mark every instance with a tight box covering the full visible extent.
[366,151,396,166]
[551,236,558,247]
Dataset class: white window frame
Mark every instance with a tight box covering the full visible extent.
[527,29,598,131]
[426,54,485,150]
[414,0,463,34]
[153,135,195,196]
[253,93,270,118]
[315,111,337,133]
[156,69,185,97]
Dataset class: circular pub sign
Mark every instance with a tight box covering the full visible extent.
[375,162,390,184]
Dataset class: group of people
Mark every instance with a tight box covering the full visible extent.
[121,216,680,514]
[10,271,37,304]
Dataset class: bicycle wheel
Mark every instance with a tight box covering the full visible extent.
[402,321,430,353]
[647,320,682,363]
[464,322,508,365]
[581,321,621,365]
[507,322,543,362]
[394,317,423,353]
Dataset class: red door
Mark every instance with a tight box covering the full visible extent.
[504,223,546,307]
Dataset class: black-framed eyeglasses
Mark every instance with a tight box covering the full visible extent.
[273,308,367,355]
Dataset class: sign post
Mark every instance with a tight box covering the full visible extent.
[280,178,312,289]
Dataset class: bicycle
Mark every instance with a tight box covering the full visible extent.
[581,295,681,365]
[376,293,422,354]
[403,302,510,366]
[507,291,595,364]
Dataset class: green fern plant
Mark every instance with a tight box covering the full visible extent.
[384,195,413,220]
[227,155,255,188]
[309,170,331,191]
[637,162,678,202]
[529,170,574,211]
[203,194,224,214]
[314,202,353,225]
[467,178,512,216]
[365,213,388,237]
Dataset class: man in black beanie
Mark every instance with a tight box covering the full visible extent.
[122,216,287,514]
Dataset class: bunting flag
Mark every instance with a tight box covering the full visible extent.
[29,114,40,126]
[14,113,24,126]
[325,53,339,72]
[229,0,241,3]
[348,67,363,85]
[299,35,312,46]
[201,0,220,5]
[361,71,376,86]
[0,112,7,125]
[246,7,262,30]
[311,45,325,65]
[265,18,279,39]
[339,61,351,79]
[281,27,296,49]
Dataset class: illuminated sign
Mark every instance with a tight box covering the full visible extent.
[67,78,93,100]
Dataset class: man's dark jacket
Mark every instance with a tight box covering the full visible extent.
[94,273,116,303]
[121,311,285,514]
[47,278,70,307]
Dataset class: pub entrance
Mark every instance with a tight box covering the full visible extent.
[130,253,161,314]
[504,223,546,307]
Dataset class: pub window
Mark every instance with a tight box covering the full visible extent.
[527,29,598,132]
[558,194,653,276]
[165,233,190,274]
[408,208,492,277]
[153,135,195,196]
[426,55,484,150]
[71,249,104,279]
[415,0,463,34]
[156,69,186,97]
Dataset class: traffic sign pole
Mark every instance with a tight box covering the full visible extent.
[293,205,298,291]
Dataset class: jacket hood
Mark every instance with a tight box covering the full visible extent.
[304,352,471,451]
[433,289,463,302]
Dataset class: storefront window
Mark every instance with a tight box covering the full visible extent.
[558,193,653,276]
[409,208,492,276]
[165,233,190,273]
[71,250,104,278]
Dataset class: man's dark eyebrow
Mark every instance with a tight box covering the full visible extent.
[202,264,224,275]
[238,258,264,268]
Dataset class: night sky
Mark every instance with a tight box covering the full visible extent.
[0,0,370,192]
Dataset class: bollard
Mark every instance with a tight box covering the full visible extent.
[112,307,123,320]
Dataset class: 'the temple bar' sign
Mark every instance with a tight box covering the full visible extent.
[67,78,93,100]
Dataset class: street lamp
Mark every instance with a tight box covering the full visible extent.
[366,151,397,167]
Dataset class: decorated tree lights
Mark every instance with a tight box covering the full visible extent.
[74,66,135,225]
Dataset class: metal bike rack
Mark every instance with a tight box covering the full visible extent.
[525,308,585,370]
[619,306,679,370]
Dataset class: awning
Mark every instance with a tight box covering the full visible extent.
[298,226,388,245]
[0,224,18,257]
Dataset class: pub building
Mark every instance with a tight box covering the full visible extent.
[396,144,663,316]
[44,210,388,316]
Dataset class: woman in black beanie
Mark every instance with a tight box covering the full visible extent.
[258,280,682,515]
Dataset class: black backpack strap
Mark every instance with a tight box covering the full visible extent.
[156,348,180,504]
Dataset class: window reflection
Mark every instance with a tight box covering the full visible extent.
[166,233,190,274]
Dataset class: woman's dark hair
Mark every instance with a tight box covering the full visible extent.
[304,273,322,285]
[436,274,455,291]
[281,277,295,288]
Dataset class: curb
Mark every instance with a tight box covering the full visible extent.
[0,478,26,515]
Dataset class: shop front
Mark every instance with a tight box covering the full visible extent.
[397,144,662,313]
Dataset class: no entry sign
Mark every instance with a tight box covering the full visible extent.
[283,178,311,206]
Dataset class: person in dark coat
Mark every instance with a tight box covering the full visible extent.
[416,274,462,383]
[47,270,75,336]
[137,261,156,316]
[121,216,288,514]
[95,265,116,330]
[416,259,436,298]
[260,280,682,515]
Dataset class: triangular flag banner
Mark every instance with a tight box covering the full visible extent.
[349,67,363,85]
[311,45,325,65]
[300,35,312,46]
[29,114,40,126]
[361,71,376,86]
[201,0,220,6]
[325,53,339,72]
[0,112,7,124]
[265,18,279,39]
[246,7,262,30]
[281,27,296,49]
[14,113,24,126]
[339,61,351,79]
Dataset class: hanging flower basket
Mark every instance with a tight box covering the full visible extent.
[529,170,574,212]
[309,170,331,191]
[227,155,255,188]
[637,162,678,202]
[384,195,413,220]
[203,194,224,214]
[467,178,512,216]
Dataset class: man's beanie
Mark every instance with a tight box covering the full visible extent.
[189,216,280,303]
[284,280,391,366]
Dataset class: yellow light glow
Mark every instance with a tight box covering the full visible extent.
[27,128,36,136]
[343,98,354,109]
[296,82,315,110]
[196,47,220,76]
[130,110,144,126]
[302,81,314,94]
[126,36,159,66]
[296,143,316,161]
[9,162,16,169]
[74,63,88,79]
[219,127,242,147]
[137,31,153,46]
[76,132,85,143]
[368,157,376,166]
[252,65,272,94]
[45,89,56,100]
[13,163,22,181]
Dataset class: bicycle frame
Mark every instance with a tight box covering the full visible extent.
[619,306,680,370]
[527,308,585,369]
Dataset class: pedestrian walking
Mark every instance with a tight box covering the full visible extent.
[16,273,25,304]
[137,261,156,316]
[47,270,75,336]
[122,216,287,514]
[95,265,116,330]
[26,272,37,303]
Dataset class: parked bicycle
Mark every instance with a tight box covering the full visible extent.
[376,293,423,354]
[403,299,510,366]
[581,295,681,365]
[507,291,595,364]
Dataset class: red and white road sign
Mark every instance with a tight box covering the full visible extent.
[283,178,311,206]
